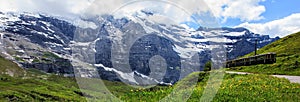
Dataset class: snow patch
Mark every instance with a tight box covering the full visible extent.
[94,64,138,84]
[21,12,41,18]
[224,31,246,36]
[73,19,98,29]
[45,42,63,47]
[71,41,91,46]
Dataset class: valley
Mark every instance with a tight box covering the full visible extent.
[0,11,299,101]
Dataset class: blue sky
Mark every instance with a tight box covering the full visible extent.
[223,0,300,27]
[258,0,300,23]
[202,0,300,37]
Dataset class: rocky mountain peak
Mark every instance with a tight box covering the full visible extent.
[0,12,279,85]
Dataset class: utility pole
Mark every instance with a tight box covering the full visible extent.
[0,33,3,46]
[254,39,258,55]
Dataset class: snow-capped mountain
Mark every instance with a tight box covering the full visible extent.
[197,26,280,59]
[0,11,279,85]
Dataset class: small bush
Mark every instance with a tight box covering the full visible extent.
[204,61,212,72]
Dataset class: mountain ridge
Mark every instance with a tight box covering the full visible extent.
[0,11,279,84]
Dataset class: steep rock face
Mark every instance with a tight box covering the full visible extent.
[0,12,279,84]
[21,58,73,75]
[128,34,181,83]
[0,13,75,76]
[229,39,255,59]
[4,14,75,53]
[94,38,119,81]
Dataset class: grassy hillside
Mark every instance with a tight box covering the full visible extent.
[0,56,26,77]
[114,72,300,102]
[190,73,300,102]
[2,69,300,101]
[0,74,86,101]
[1,69,300,101]
[0,56,86,101]
[78,72,300,101]
[229,31,300,75]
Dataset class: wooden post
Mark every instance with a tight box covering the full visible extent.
[0,33,3,45]
[255,39,258,55]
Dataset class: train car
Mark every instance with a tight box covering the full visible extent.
[226,53,276,68]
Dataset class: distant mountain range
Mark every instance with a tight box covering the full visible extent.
[0,11,279,85]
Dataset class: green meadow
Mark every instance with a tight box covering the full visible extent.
[1,66,300,101]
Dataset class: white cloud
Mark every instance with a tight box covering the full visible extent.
[0,0,93,17]
[0,0,216,27]
[3,0,298,38]
[0,0,272,30]
[84,0,218,28]
[236,13,300,37]
[204,0,266,22]
[84,0,124,16]
[0,1,18,12]
[0,0,267,23]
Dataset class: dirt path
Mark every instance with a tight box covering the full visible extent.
[226,71,300,84]
[271,75,300,84]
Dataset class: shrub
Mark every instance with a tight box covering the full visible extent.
[204,61,212,72]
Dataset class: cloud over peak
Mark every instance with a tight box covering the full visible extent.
[204,0,266,22]
[237,13,300,37]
